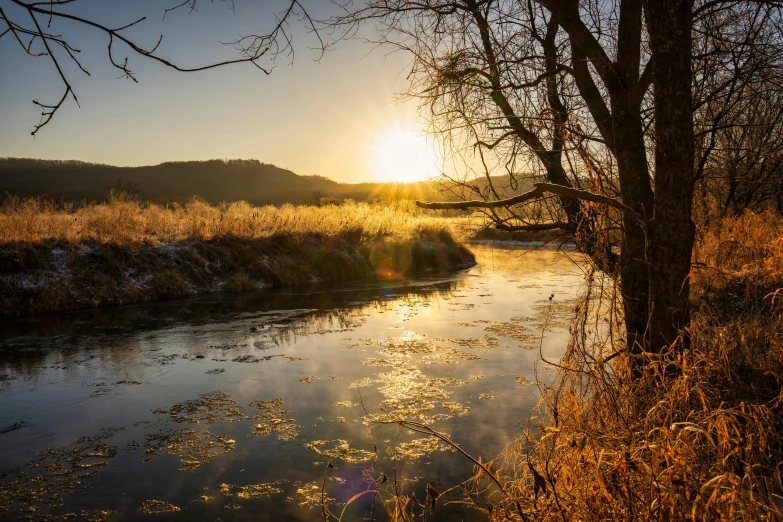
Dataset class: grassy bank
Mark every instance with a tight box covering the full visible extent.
[0,196,475,317]
[486,211,783,520]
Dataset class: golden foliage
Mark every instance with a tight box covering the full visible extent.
[0,193,470,245]
[491,210,783,521]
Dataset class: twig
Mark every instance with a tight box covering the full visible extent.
[375,419,528,520]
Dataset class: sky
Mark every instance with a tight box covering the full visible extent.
[0,0,440,183]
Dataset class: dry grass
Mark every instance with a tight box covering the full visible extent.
[345,211,783,521]
[483,210,783,521]
[0,194,476,316]
[0,192,471,245]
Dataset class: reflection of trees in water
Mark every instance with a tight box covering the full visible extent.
[0,278,465,383]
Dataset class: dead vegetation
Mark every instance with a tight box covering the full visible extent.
[319,212,782,521]
[483,211,783,520]
[0,195,476,316]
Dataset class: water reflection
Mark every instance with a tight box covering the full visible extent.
[0,245,585,521]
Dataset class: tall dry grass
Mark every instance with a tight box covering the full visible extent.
[0,194,479,316]
[481,211,783,521]
[0,192,472,245]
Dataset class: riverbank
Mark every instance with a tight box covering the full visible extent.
[0,198,475,316]
[493,210,783,520]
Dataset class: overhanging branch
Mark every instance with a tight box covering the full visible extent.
[416,182,644,224]
[495,222,571,232]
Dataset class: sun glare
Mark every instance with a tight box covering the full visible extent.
[372,129,439,183]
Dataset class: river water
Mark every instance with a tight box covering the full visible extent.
[0,245,585,521]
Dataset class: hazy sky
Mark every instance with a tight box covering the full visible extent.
[0,0,440,183]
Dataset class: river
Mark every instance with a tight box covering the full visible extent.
[0,244,585,521]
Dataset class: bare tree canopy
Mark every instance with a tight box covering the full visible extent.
[322,0,783,359]
[0,0,318,135]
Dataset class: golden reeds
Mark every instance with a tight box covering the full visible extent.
[0,194,477,316]
[0,193,472,245]
[490,210,783,521]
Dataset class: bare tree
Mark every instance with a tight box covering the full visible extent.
[325,0,783,361]
[1,0,319,135]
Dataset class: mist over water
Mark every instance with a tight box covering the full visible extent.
[0,245,585,521]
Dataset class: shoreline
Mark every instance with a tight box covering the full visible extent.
[0,231,476,318]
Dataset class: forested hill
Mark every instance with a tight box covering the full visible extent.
[0,158,453,205]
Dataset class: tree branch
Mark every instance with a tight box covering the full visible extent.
[496,222,571,232]
[416,182,644,223]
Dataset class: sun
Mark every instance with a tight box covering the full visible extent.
[372,129,439,183]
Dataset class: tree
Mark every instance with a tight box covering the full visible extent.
[6,0,782,363]
[1,0,317,135]
[697,85,783,218]
[326,0,783,362]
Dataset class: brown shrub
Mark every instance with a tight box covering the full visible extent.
[486,211,783,521]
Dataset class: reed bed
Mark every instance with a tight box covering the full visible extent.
[0,192,472,245]
[485,211,783,521]
[0,194,477,316]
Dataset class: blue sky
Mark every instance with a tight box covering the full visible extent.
[0,0,433,182]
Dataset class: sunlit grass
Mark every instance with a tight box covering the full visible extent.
[0,192,474,245]
[488,210,783,521]
[0,194,479,316]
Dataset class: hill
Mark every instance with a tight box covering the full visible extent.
[0,158,534,206]
[0,158,446,205]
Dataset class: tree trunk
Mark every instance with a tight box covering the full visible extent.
[645,0,696,353]
[612,94,654,355]
[611,0,655,356]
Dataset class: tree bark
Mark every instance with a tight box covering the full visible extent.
[645,0,696,353]
[611,0,655,355]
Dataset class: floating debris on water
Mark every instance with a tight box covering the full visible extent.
[514,376,534,385]
[388,437,456,459]
[363,358,412,368]
[205,368,225,375]
[349,378,374,389]
[143,429,235,471]
[0,434,117,521]
[299,375,338,383]
[0,420,29,434]
[218,481,285,499]
[336,417,345,423]
[153,391,248,424]
[281,355,309,361]
[529,299,577,330]
[295,481,334,509]
[379,340,438,357]
[333,401,354,407]
[479,394,496,400]
[138,500,180,514]
[251,397,284,409]
[364,398,436,424]
[304,440,376,463]
[484,319,539,345]
[448,335,504,352]
[249,398,298,441]
[421,347,481,365]
[442,402,470,415]
[232,354,276,363]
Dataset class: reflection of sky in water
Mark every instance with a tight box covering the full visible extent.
[0,245,586,521]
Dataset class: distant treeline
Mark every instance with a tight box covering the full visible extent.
[0,158,536,207]
[0,158,529,207]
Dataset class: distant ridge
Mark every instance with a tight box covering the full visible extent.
[0,157,535,206]
[0,157,448,205]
